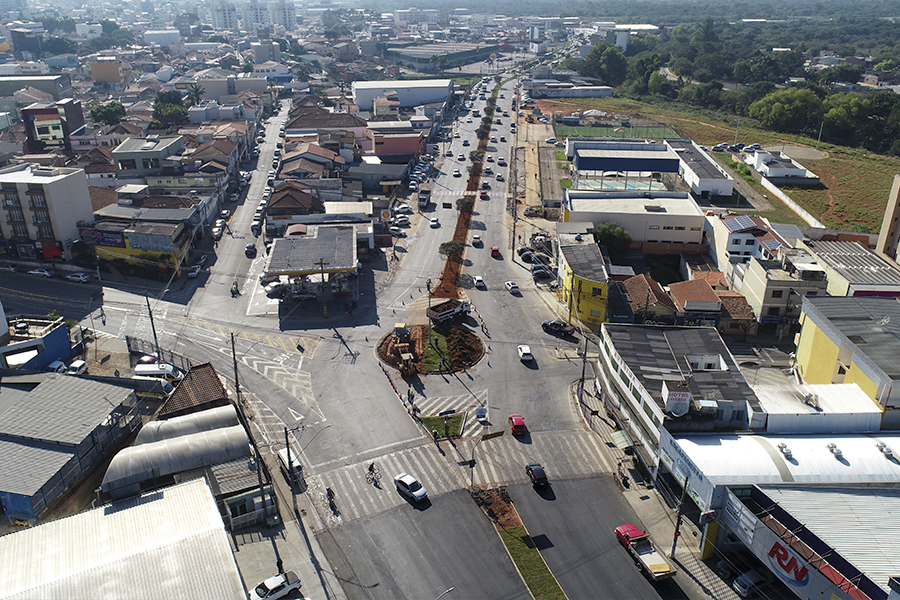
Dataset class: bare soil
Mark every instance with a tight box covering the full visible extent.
[472,487,522,529]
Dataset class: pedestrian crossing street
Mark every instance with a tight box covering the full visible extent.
[308,429,614,525]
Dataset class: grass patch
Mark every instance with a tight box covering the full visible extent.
[420,329,449,373]
[554,150,568,161]
[499,527,566,600]
[557,162,570,171]
[420,413,463,436]
[553,123,676,139]
[560,179,573,189]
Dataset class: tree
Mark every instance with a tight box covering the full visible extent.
[43,36,78,56]
[100,20,120,36]
[241,59,254,73]
[90,101,125,125]
[455,197,474,212]
[185,83,205,107]
[749,88,824,134]
[438,241,465,261]
[152,103,188,128]
[156,90,184,107]
[595,222,632,256]
[580,42,628,86]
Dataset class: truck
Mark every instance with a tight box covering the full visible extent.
[615,524,677,581]
[418,189,431,208]
[426,299,472,323]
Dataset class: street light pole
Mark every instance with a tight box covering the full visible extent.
[434,588,455,600]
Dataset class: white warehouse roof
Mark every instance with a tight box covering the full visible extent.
[0,479,245,600]
[752,383,883,434]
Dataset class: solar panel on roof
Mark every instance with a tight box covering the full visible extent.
[733,215,756,231]
[762,238,782,250]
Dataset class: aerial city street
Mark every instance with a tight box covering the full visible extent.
[2,2,900,600]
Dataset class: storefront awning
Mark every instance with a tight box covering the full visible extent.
[611,430,633,450]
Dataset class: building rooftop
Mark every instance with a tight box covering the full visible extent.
[559,242,607,283]
[804,240,900,286]
[802,296,900,379]
[0,479,246,600]
[575,148,680,162]
[665,139,730,181]
[603,324,760,410]
[753,383,881,423]
[352,79,452,90]
[113,135,183,154]
[565,190,704,216]
[0,164,82,183]
[266,225,357,275]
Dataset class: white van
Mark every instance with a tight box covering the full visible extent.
[67,360,88,375]
[277,447,303,483]
[132,376,175,399]
[134,363,184,383]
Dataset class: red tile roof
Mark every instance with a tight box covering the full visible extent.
[623,274,677,313]
[159,362,230,419]
[716,290,755,321]
[668,278,720,307]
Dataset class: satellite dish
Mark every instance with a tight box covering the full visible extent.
[879,315,891,326]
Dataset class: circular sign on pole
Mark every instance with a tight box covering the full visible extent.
[381,210,391,222]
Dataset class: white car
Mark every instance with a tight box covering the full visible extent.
[453,169,461,177]
[545,137,557,144]
[454,131,460,138]
[458,153,465,161]
[28,268,55,278]
[466,117,473,123]
[67,359,88,375]
[249,571,301,600]
[212,226,223,240]
[473,276,485,288]
[394,472,428,502]
[214,219,226,228]
[65,272,90,283]
[430,217,439,228]
[220,209,231,218]
[517,345,534,361]
[408,181,418,191]
[446,149,454,156]
[505,281,520,294]
[392,215,410,226]
[395,203,413,214]
[390,227,407,237]
[486,155,494,162]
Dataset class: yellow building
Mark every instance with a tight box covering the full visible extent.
[88,58,129,85]
[794,296,900,428]
[558,241,609,330]
[86,220,191,276]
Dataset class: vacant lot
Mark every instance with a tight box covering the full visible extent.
[536,97,900,231]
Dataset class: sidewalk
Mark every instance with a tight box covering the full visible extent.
[572,382,740,600]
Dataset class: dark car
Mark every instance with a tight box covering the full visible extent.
[532,269,553,281]
[542,319,576,336]
[525,463,548,486]
[245,243,257,258]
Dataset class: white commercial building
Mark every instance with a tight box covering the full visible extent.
[143,29,182,46]
[665,139,734,199]
[211,1,239,32]
[268,0,296,29]
[352,79,453,111]
[562,190,706,244]
[242,0,271,27]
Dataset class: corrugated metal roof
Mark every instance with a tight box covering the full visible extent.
[0,479,246,600]
[805,240,900,285]
[759,485,900,595]
[675,432,900,485]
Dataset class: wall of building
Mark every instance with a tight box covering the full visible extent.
[352,81,451,110]
[564,210,704,244]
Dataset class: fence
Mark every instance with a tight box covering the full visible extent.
[760,176,825,228]
[125,336,193,372]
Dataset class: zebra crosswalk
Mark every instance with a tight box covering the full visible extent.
[308,429,614,524]
[412,389,488,438]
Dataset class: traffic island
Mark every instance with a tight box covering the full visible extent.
[376,324,484,375]
[472,487,566,600]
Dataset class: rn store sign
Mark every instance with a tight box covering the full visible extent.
[767,541,809,587]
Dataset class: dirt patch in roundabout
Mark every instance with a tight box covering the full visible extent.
[377,323,485,374]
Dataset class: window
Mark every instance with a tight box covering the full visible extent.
[118,159,137,170]
[771,290,784,298]
[648,225,660,230]
[33,210,49,223]
[37,224,53,238]
[12,224,26,236]
[590,309,601,317]
[690,226,701,231]
[838,365,847,375]
[729,323,741,329]
[767,307,781,316]
[675,226,685,230]
[8,209,24,222]
[663,226,673,230]
[591,287,603,297]
[745,239,755,245]
[715,409,724,420]
[731,239,743,246]
[3,193,19,207]
[37,126,49,135]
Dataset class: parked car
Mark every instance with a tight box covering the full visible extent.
[67,359,88,375]
[393,472,428,502]
[249,571,301,600]
[395,203,413,214]
[525,462,548,486]
[0,264,16,272]
[220,209,231,218]
[545,137,557,144]
[28,268,55,278]
[509,414,527,435]
[542,319,575,336]
[265,282,291,299]
[392,215,410,226]
[532,269,553,281]
[390,227,407,237]
[458,153,465,161]
[65,272,91,283]
[517,345,533,361]
[462,139,470,146]
[496,173,505,181]
[473,275,485,288]
[472,234,482,246]
[187,266,201,278]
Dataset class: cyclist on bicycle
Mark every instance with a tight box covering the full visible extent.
[368,462,376,474]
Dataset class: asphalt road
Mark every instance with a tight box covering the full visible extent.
[316,489,530,600]
[512,477,688,600]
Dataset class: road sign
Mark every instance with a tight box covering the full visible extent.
[438,409,456,417]
[482,431,504,441]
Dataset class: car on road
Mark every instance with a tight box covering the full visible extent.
[532,269,553,281]
[230,193,240,201]
[214,219,226,229]
[517,345,533,361]
[394,472,428,502]
[496,173,504,181]
[484,166,493,175]
[245,243,257,258]
[526,462,548,486]
[408,181,418,191]
[545,137,557,144]
[453,131,460,138]
[65,272,90,283]
[480,190,488,199]
[249,570,302,600]
[28,268,55,277]
[473,275,485,288]
[509,414,527,435]
[453,169,461,177]
[486,155,493,162]
[490,136,497,142]
[390,227,407,237]
[265,282,291,299]
[430,217,440,228]
[500,136,507,142]
[446,149,454,156]
[462,139,470,146]
[0,264,15,272]
[466,117,473,123]
[458,153,465,161]
[504,281,520,294]
[542,319,575,336]
[220,209,231,218]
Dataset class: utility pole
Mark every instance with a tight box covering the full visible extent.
[578,328,589,397]
[284,426,296,490]
[233,332,269,523]
[145,292,161,360]
[670,474,690,558]
[315,258,328,317]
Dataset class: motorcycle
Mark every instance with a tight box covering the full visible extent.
[230,281,240,297]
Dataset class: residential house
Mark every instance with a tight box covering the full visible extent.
[0,164,93,261]
[21,98,85,155]
[715,290,756,337]
[99,122,146,148]
[668,279,722,327]
[284,107,368,151]
[264,181,325,235]
[87,57,131,86]
[112,135,186,178]
[75,146,116,186]
[181,139,239,178]
[622,274,677,324]
[709,214,787,274]
[253,61,291,83]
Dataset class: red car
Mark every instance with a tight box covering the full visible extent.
[480,190,488,199]
[509,414,527,435]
